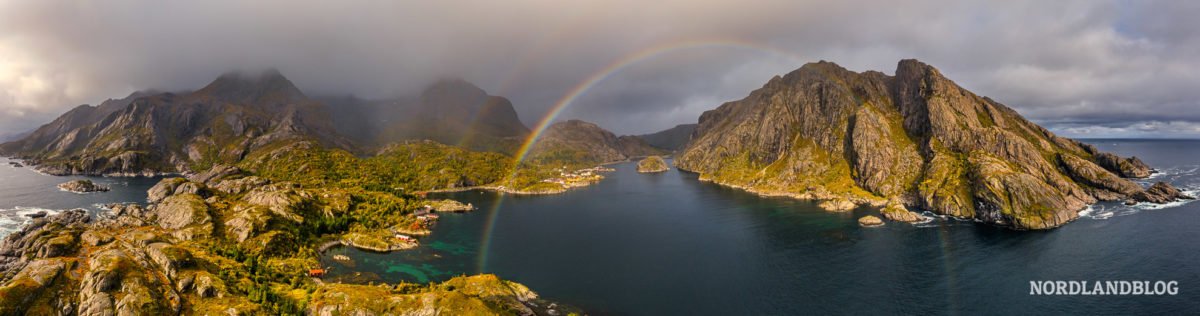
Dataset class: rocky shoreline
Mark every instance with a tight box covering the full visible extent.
[683,167,1191,229]
[0,164,561,315]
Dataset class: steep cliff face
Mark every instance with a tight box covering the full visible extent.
[0,70,351,176]
[325,79,530,153]
[528,120,664,165]
[677,59,1173,230]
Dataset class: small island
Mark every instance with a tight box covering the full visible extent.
[858,215,884,227]
[637,156,669,173]
[57,179,109,193]
[427,199,475,212]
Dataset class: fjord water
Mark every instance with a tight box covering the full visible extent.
[323,139,1200,315]
[2,141,1196,314]
[0,158,160,236]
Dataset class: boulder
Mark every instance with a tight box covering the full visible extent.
[858,215,884,227]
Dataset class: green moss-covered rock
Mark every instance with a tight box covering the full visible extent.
[637,156,669,173]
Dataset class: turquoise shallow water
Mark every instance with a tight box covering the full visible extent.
[320,139,1200,315]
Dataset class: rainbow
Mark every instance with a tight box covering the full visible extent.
[475,192,507,272]
[472,39,807,272]
[507,38,806,170]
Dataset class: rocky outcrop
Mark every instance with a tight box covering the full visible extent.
[58,179,110,193]
[0,210,89,276]
[637,156,669,173]
[1132,182,1194,204]
[1095,152,1154,178]
[676,59,1183,230]
[880,202,926,223]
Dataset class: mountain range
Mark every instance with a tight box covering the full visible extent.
[0,71,654,175]
[0,70,350,176]
[1,60,1190,230]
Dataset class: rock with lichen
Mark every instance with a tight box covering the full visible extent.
[58,179,109,193]
[637,156,669,173]
[858,215,884,227]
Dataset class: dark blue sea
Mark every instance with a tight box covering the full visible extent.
[320,139,1200,315]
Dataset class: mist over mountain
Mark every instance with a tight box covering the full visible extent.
[636,124,697,151]
[323,79,529,152]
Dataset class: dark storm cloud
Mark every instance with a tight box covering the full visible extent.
[1,0,1198,138]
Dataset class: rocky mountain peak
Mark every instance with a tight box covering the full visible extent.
[677,58,1181,230]
[196,68,305,103]
[894,59,946,83]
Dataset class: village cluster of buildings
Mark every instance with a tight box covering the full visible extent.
[541,166,613,187]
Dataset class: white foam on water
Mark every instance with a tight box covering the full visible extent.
[1079,187,1199,221]
[0,206,68,238]
[9,206,61,217]
[1078,205,1095,217]
[58,187,102,195]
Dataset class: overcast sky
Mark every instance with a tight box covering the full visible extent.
[1,0,1198,138]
